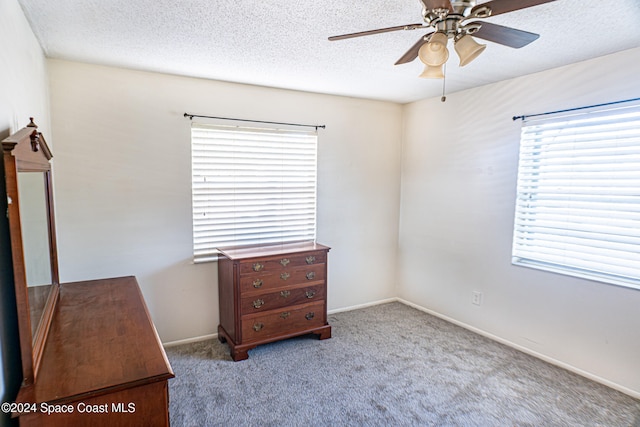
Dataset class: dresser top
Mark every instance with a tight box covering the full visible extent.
[17,276,174,404]
[218,241,330,260]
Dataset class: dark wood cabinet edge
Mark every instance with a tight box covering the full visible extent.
[130,277,176,379]
[13,374,173,417]
[217,241,331,261]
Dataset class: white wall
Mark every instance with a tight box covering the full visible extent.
[398,47,640,396]
[44,35,640,397]
[47,60,402,343]
[0,1,50,133]
[0,1,50,424]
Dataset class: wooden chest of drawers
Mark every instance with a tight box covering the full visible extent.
[217,242,331,361]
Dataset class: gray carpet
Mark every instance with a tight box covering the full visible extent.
[166,302,640,426]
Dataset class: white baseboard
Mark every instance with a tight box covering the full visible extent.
[162,298,398,348]
[163,333,218,348]
[397,298,640,400]
[160,298,640,399]
[328,297,399,315]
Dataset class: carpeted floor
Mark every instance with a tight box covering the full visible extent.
[165,302,640,426]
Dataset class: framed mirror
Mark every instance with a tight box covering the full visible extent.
[2,118,59,384]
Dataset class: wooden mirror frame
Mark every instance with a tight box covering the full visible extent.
[2,118,59,385]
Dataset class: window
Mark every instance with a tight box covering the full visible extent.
[512,100,640,289]
[190,124,318,261]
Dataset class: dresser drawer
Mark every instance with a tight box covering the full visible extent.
[241,284,325,315]
[241,302,325,342]
[239,263,325,293]
[239,250,327,275]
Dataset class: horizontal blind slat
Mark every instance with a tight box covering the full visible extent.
[191,123,318,257]
[512,101,640,288]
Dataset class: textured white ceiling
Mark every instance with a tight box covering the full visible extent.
[17,0,640,103]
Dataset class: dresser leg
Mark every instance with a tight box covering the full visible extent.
[231,348,249,361]
[217,325,251,361]
[316,325,332,340]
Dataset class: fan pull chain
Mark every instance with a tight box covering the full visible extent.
[441,63,447,102]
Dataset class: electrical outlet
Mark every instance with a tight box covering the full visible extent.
[472,291,483,306]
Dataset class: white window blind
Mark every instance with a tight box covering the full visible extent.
[191,123,318,261]
[512,101,640,289]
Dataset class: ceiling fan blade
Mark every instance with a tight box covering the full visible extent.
[420,0,453,11]
[471,22,539,48]
[328,23,426,41]
[394,33,433,65]
[471,0,556,17]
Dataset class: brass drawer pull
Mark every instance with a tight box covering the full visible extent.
[253,322,264,332]
[253,279,263,288]
[280,272,290,281]
[280,290,290,298]
[305,255,316,265]
[280,312,290,319]
[305,312,315,321]
[253,299,265,309]
[305,290,316,299]
[306,272,316,280]
[280,258,290,267]
[252,262,264,272]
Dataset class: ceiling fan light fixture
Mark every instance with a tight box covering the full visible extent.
[418,32,449,66]
[418,64,444,79]
[454,34,486,66]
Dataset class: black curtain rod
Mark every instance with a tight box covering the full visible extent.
[512,97,640,121]
[184,113,325,130]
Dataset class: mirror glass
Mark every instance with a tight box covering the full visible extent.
[17,171,53,340]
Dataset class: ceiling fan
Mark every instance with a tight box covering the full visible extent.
[328,0,557,80]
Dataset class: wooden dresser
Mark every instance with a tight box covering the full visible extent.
[217,241,331,361]
[3,120,173,426]
[14,277,174,426]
